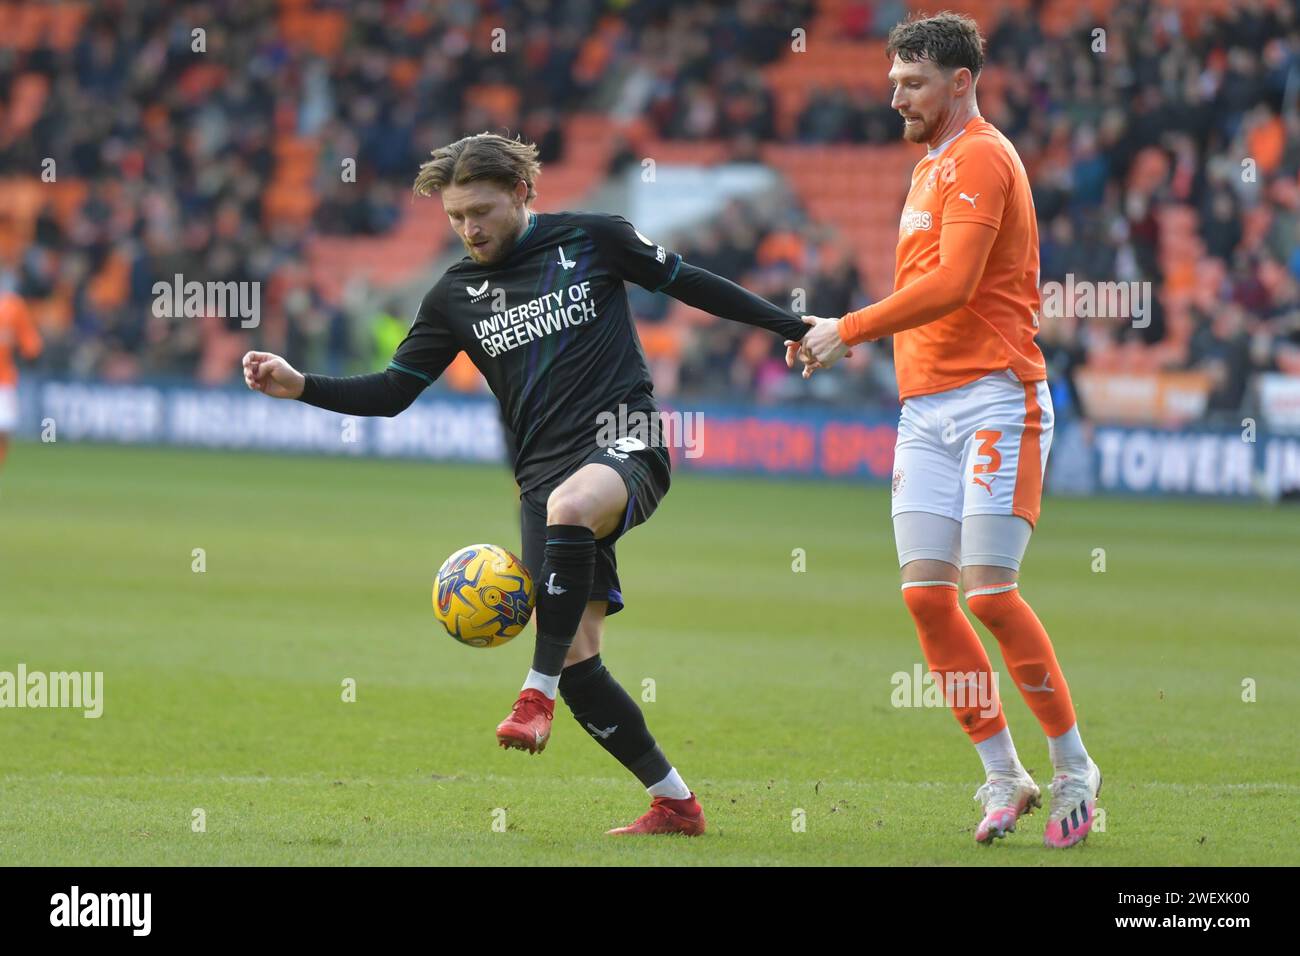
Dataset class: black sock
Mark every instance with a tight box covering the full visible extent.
[531,525,596,676]
[559,655,673,788]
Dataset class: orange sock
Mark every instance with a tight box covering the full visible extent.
[901,581,1006,743]
[966,582,1077,737]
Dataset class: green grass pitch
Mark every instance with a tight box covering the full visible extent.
[1,440,1296,866]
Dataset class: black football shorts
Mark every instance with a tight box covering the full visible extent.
[519,442,671,616]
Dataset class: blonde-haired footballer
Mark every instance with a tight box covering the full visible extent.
[246,133,814,835]
[793,12,1101,848]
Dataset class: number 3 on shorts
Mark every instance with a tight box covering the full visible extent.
[970,430,1002,497]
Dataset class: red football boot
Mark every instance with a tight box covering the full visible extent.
[606,793,707,836]
[495,688,554,754]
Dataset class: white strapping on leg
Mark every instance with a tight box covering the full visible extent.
[965,582,1019,599]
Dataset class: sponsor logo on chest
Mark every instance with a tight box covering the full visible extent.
[900,205,933,236]
[471,281,598,358]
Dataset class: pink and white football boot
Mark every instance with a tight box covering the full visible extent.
[973,769,1042,845]
[1043,758,1103,848]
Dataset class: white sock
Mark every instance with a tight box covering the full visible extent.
[647,768,691,800]
[1048,723,1090,772]
[974,727,1025,777]
[522,669,559,700]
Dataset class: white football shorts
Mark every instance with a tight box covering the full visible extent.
[890,369,1053,565]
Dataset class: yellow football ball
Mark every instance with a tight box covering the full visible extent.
[432,544,535,648]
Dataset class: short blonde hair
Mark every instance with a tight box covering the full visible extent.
[412,133,541,202]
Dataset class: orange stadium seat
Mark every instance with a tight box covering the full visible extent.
[29,293,72,336]
[1153,0,1267,39]
[308,206,450,304]
[1247,113,1285,178]
[634,141,731,167]
[50,180,89,230]
[86,251,130,311]
[445,352,485,393]
[762,142,913,300]
[1157,205,1203,299]
[636,320,685,361]
[531,113,618,211]
[901,0,1032,35]
[1128,147,1171,195]
[48,4,88,48]
[465,85,523,130]
[389,58,420,92]
[0,179,44,241]
[263,186,316,225]
[279,10,347,58]
[302,114,619,305]
[0,73,49,144]
[762,40,890,139]
[2,3,46,50]
[573,17,624,86]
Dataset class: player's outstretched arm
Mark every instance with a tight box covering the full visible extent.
[582,212,813,347]
[242,350,424,417]
[662,261,810,343]
[838,219,997,346]
[795,219,999,375]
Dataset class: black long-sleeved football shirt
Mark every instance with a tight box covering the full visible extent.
[299,211,808,493]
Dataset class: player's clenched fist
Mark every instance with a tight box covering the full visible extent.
[242,351,305,399]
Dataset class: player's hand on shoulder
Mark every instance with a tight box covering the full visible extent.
[242,350,305,399]
[785,316,852,379]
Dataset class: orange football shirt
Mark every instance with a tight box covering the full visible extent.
[0,292,42,386]
[843,116,1045,400]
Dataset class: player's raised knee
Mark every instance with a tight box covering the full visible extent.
[546,486,599,530]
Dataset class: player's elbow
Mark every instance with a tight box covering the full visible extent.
[938,271,982,313]
[381,396,414,417]
[947,288,979,314]
[380,371,425,416]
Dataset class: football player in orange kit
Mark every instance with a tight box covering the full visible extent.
[792,13,1100,848]
[0,289,43,476]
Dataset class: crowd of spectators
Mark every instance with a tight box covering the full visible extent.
[2,0,1298,422]
[628,0,1300,417]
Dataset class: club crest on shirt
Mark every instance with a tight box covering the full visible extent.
[925,156,957,192]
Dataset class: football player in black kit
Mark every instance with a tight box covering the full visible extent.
[243,134,818,835]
